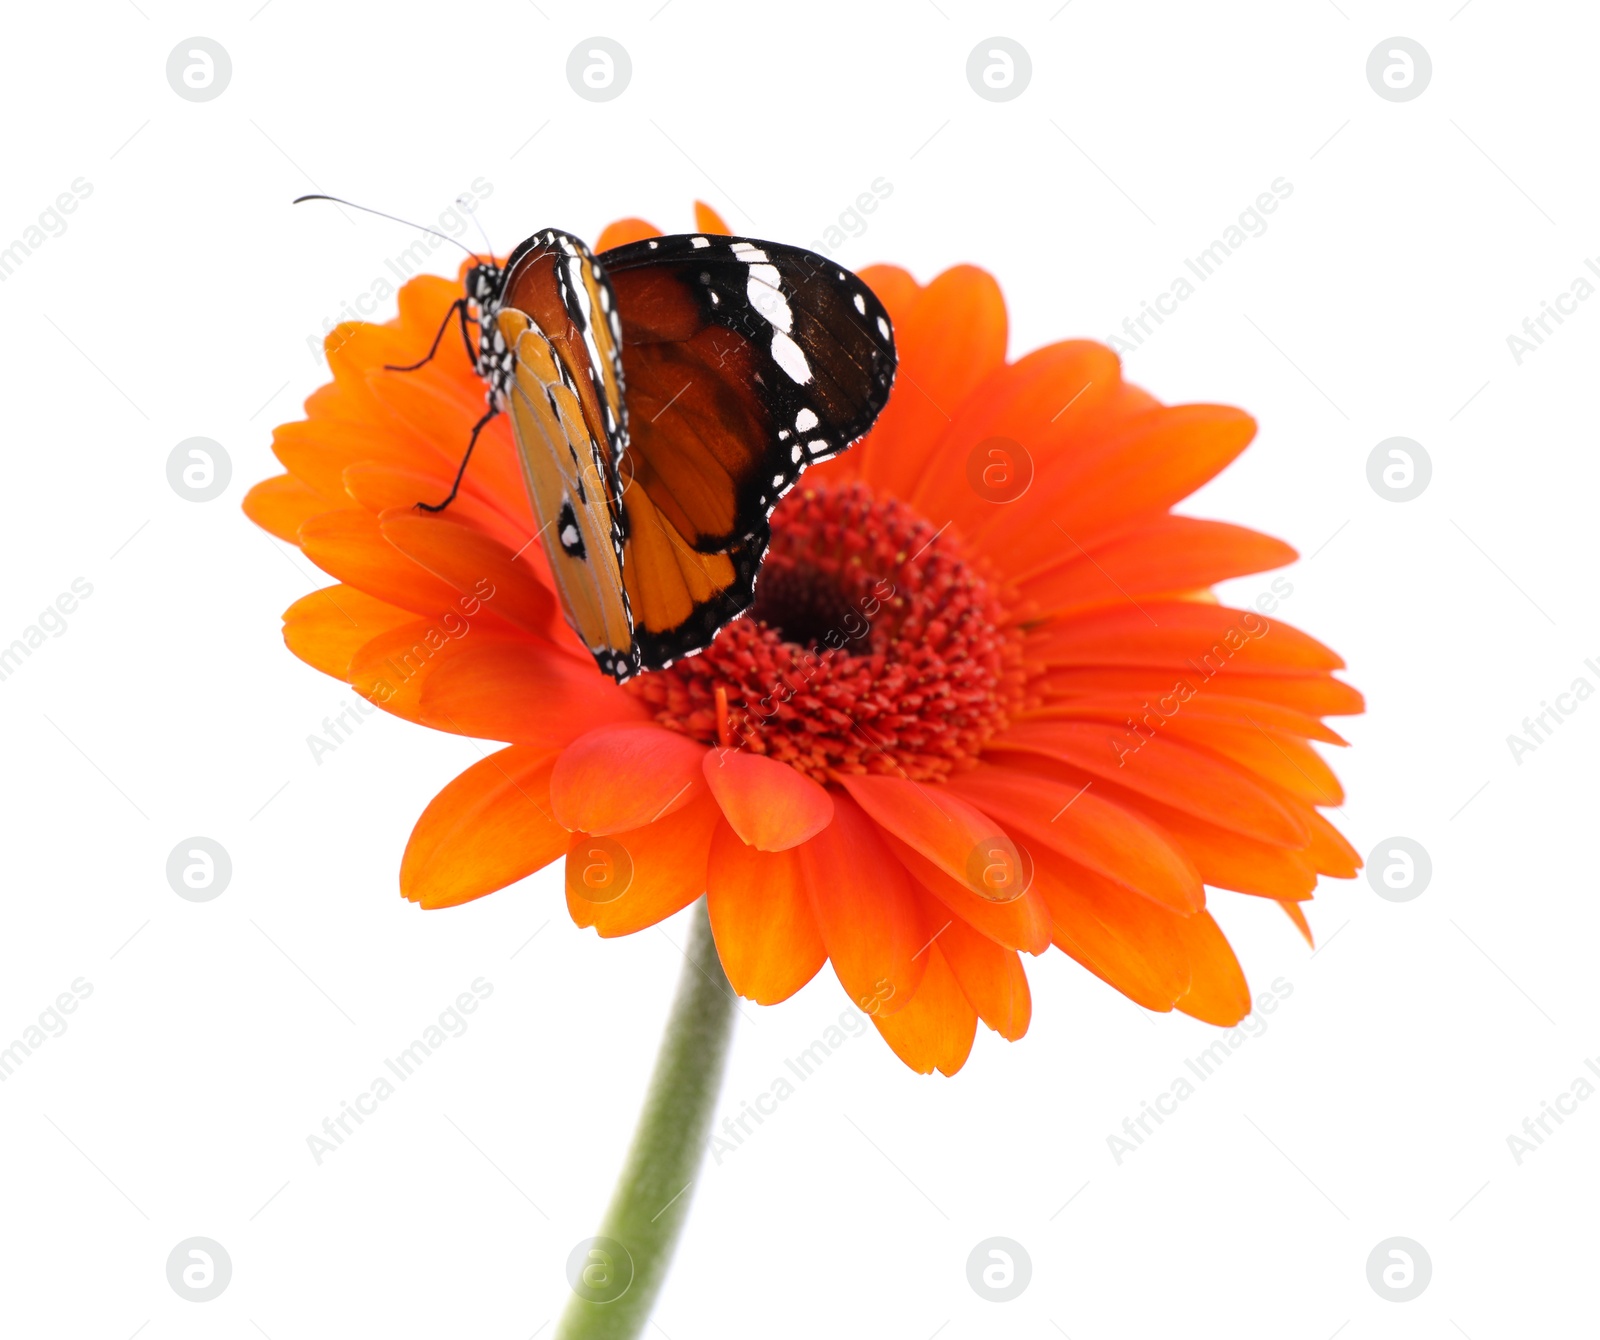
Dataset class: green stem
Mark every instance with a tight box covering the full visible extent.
[555,897,738,1340]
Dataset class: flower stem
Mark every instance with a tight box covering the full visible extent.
[555,897,738,1340]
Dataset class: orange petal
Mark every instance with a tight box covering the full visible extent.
[949,764,1204,914]
[369,370,533,516]
[400,745,567,909]
[1027,601,1344,676]
[1300,805,1362,878]
[325,320,434,418]
[1030,845,1190,1013]
[1172,910,1251,1025]
[706,820,827,1003]
[1016,518,1297,618]
[596,217,662,251]
[1025,692,1348,746]
[884,834,1052,954]
[551,725,709,834]
[273,417,437,503]
[693,201,731,234]
[797,792,928,1018]
[928,902,1031,1040]
[378,508,561,640]
[1280,899,1314,948]
[908,340,1124,527]
[838,774,1012,900]
[991,405,1259,578]
[702,748,833,851]
[992,754,1319,901]
[855,264,921,330]
[415,642,647,746]
[299,508,466,617]
[244,474,329,542]
[988,720,1308,847]
[349,622,534,728]
[1166,719,1344,806]
[343,461,535,555]
[566,796,722,936]
[857,266,1007,498]
[867,946,976,1076]
[282,585,415,681]
[1037,667,1365,719]
[1150,799,1319,899]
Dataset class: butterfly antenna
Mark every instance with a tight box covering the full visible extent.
[458,194,497,259]
[293,194,483,262]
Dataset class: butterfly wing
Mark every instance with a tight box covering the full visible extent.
[597,233,897,667]
[494,233,640,680]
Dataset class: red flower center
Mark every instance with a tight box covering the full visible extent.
[627,481,1026,782]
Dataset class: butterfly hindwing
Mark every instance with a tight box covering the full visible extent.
[490,240,640,680]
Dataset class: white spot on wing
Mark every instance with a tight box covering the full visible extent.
[877,315,890,339]
[853,293,866,314]
[690,236,710,249]
[746,264,792,332]
[770,330,811,383]
[795,408,818,432]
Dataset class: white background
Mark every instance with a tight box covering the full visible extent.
[1,2,1595,1336]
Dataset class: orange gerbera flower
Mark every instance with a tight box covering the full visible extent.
[245,204,1362,1075]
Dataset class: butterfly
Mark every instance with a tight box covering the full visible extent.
[400,226,897,682]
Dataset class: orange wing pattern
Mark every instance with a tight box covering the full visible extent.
[472,228,896,680]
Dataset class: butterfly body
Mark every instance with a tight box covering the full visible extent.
[457,228,896,682]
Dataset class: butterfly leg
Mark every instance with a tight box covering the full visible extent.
[415,404,499,513]
[384,297,476,373]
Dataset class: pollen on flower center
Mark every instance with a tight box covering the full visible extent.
[626,481,1026,782]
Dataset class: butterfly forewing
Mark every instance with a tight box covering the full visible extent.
[599,234,897,553]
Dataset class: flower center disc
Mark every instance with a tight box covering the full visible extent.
[628,481,1024,782]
